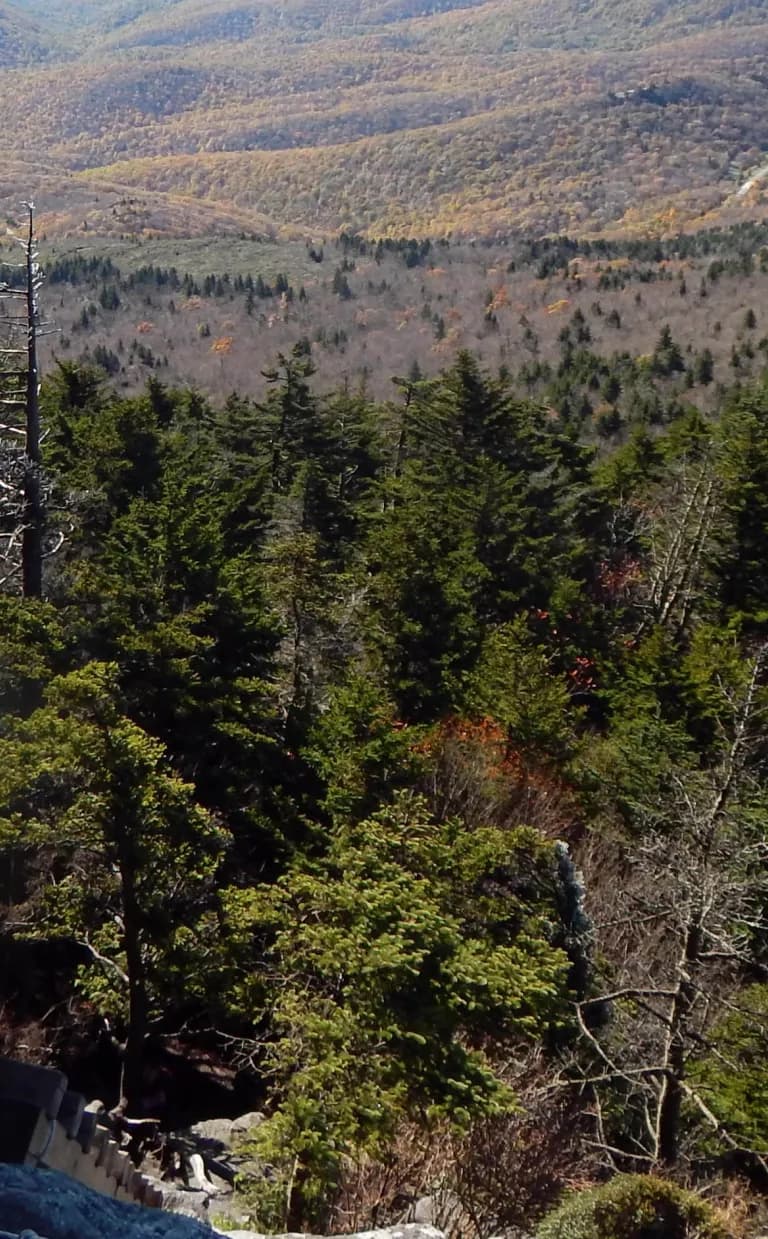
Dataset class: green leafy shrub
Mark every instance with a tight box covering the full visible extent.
[536,1174,728,1239]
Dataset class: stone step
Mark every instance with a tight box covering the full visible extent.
[76,1109,98,1153]
[58,1090,85,1139]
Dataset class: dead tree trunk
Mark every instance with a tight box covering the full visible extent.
[0,202,47,596]
[22,204,43,597]
[655,919,702,1165]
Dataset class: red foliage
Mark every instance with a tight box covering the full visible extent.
[596,555,642,600]
[567,656,596,693]
[416,715,580,840]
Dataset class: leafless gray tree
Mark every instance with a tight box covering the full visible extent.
[634,454,724,641]
[574,644,768,1171]
[0,202,57,596]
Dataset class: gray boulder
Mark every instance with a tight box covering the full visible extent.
[188,1119,236,1149]
[410,1193,463,1232]
[189,1114,264,1152]
[231,1114,264,1139]
[216,1227,445,1239]
[157,1187,212,1220]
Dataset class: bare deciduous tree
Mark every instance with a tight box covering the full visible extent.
[634,455,723,640]
[0,203,56,596]
[574,644,768,1172]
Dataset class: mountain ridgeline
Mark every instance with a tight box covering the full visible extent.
[0,0,767,236]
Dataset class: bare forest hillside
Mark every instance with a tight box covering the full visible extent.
[1,0,768,238]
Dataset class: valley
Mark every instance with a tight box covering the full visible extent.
[12,219,768,409]
[0,0,766,241]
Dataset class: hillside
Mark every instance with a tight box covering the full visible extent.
[3,208,768,1239]
[2,0,768,238]
[0,0,50,63]
[19,0,768,50]
[13,216,766,411]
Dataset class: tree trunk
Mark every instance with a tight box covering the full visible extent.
[656,918,702,1165]
[117,847,149,1115]
[21,204,42,598]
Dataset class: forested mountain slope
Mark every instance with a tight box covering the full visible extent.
[4,0,768,237]
[19,219,768,403]
[1,6,767,1234]
[2,331,768,1236]
[0,0,49,63]
[16,0,768,48]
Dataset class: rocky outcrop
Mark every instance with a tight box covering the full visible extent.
[0,1055,448,1239]
[0,1050,281,1230]
[189,1114,264,1147]
[147,1108,267,1227]
[221,1229,445,1239]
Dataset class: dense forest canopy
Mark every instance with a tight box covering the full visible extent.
[1,290,768,1233]
[0,0,768,1232]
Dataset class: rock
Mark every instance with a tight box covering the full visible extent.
[336,1226,444,1239]
[159,1187,212,1220]
[410,1193,463,1232]
[227,1156,268,1181]
[207,1170,234,1196]
[205,1196,252,1231]
[215,1227,446,1239]
[486,1233,535,1239]
[412,1197,436,1225]
[188,1114,263,1152]
[230,1113,264,1139]
[188,1119,235,1149]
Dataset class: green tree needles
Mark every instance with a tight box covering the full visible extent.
[222,795,571,1228]
[0,661,227,1110]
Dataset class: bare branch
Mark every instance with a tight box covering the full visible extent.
[76,938,129,986]
[579,987,679,1007]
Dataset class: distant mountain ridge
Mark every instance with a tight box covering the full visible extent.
[0,0,51,63]
[13,0,768,48]
[3,0,768,237]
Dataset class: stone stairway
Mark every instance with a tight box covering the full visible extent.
[0,1056,163,1207]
